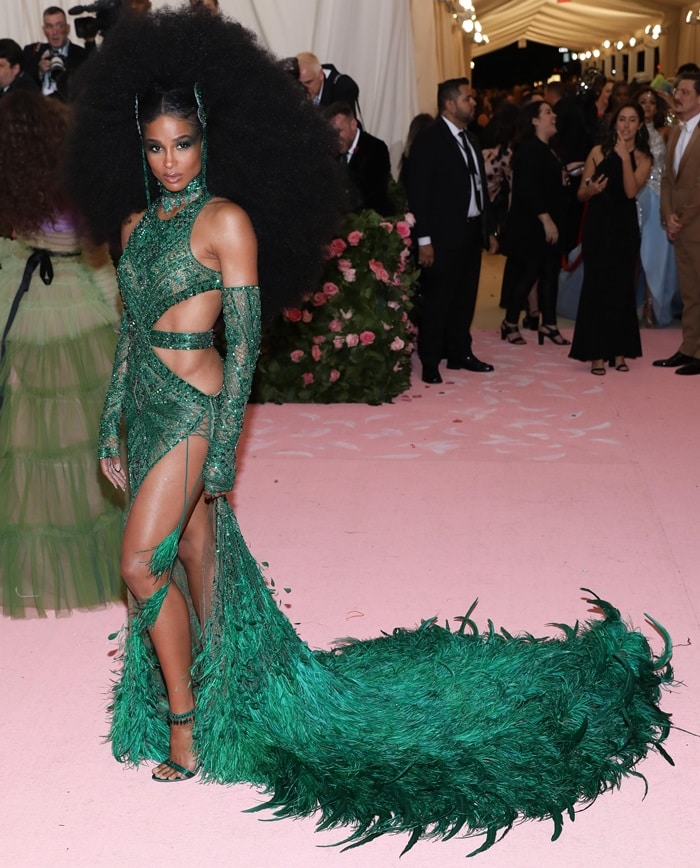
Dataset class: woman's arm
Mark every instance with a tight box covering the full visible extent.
[616,140,651,199]
[200,202,260,497]
[578,146,607,202]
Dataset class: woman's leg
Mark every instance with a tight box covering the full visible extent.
[120,435,209,779]
[178,494,216,625]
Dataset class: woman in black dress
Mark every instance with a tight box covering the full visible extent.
[569,103,652,374]
[500,100,569,345]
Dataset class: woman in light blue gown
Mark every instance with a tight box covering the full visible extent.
[635,87,680,327]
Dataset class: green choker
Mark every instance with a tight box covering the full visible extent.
[158,174,207,214]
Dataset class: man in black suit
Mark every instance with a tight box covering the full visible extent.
[23,6,89,100]
[327,102,393,216]
[297,52,359,111]
[0,39,39,98]
[406,77,497,384]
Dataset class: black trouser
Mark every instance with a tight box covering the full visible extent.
[504,243,561,326]
[418,221,483,368]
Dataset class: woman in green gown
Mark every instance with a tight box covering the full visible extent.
[67,9,675,856]
[0,92,123,617]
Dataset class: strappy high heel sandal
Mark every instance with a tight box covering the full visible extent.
[152,708,199,782]
[538,324,571,346]
[500,320,526,344]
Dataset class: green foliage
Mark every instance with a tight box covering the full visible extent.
[251,210,418,404]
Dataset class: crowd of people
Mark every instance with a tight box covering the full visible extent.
[402,67,700,382]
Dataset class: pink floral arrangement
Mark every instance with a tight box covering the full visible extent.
[252,210,418,404]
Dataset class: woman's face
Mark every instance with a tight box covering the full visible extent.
[615,106,641,145]
[637,91,657,122]
[533,102,557,141]
[599,82,613,105]
[142,113,202,191]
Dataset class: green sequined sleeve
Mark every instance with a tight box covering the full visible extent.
[202,285,261,494]
[97,308,131,460]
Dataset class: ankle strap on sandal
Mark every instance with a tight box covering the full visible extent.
[167,708,195,726]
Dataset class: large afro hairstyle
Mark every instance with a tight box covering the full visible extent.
[65,8,346,317]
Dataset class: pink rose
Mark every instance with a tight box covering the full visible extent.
[337,259,357,283]
[290,350,304,362]
[396,221,411,238]
[302,372,314,385]
[347,230,364,246]
[369,259,390,282]
[359,331,375,345]
[311,344,322,361]
[400,248,411,262]
[312,335,326,344]
[329,369,341,383]
[333,336,345,349]
[390,336,405,351]
[379,221,394,232]
[328,238,347,257]
[329,319,343,332]
[312,292,327,306]
[387,300,400,310]
[345,333,359,348]
[283,308,303,322]
[302,310,313,323]
[404,212,416,227]
[401,311,408,322]
[323,282,340,297]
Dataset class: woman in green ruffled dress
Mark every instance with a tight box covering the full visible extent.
[0,91,124,618]
[65,9,675,856]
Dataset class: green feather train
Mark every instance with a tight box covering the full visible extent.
[109,500,673,856]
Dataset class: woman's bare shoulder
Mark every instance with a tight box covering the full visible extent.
[203,197,254,232]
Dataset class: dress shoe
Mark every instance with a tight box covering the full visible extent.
[421,366,442,384]
[446,354,494,373]
[652,350,694,368]
[675,360,700,376]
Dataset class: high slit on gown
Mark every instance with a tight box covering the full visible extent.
[101,189,674,855]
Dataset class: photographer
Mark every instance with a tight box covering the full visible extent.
[22,6,92,100]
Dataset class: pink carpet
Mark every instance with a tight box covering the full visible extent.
[3,327,699,867]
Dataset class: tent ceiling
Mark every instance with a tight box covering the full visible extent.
[473,0,690,55]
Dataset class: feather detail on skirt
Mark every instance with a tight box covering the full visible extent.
[110,499,675,856]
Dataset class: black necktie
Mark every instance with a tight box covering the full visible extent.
[459,130,483,212]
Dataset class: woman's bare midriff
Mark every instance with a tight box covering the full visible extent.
[152,290,224,395]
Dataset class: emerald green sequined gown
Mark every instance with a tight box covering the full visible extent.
[102,190,674,855]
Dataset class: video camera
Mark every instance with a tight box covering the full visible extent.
[69,0,122,41]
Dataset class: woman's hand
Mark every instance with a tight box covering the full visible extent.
[101,457,126,492]
[581,173,608,200]
[539,213,559,244]
[614,134,631,161]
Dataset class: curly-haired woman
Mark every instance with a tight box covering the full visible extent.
[65,9,672,853]
[0,91,123,617]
